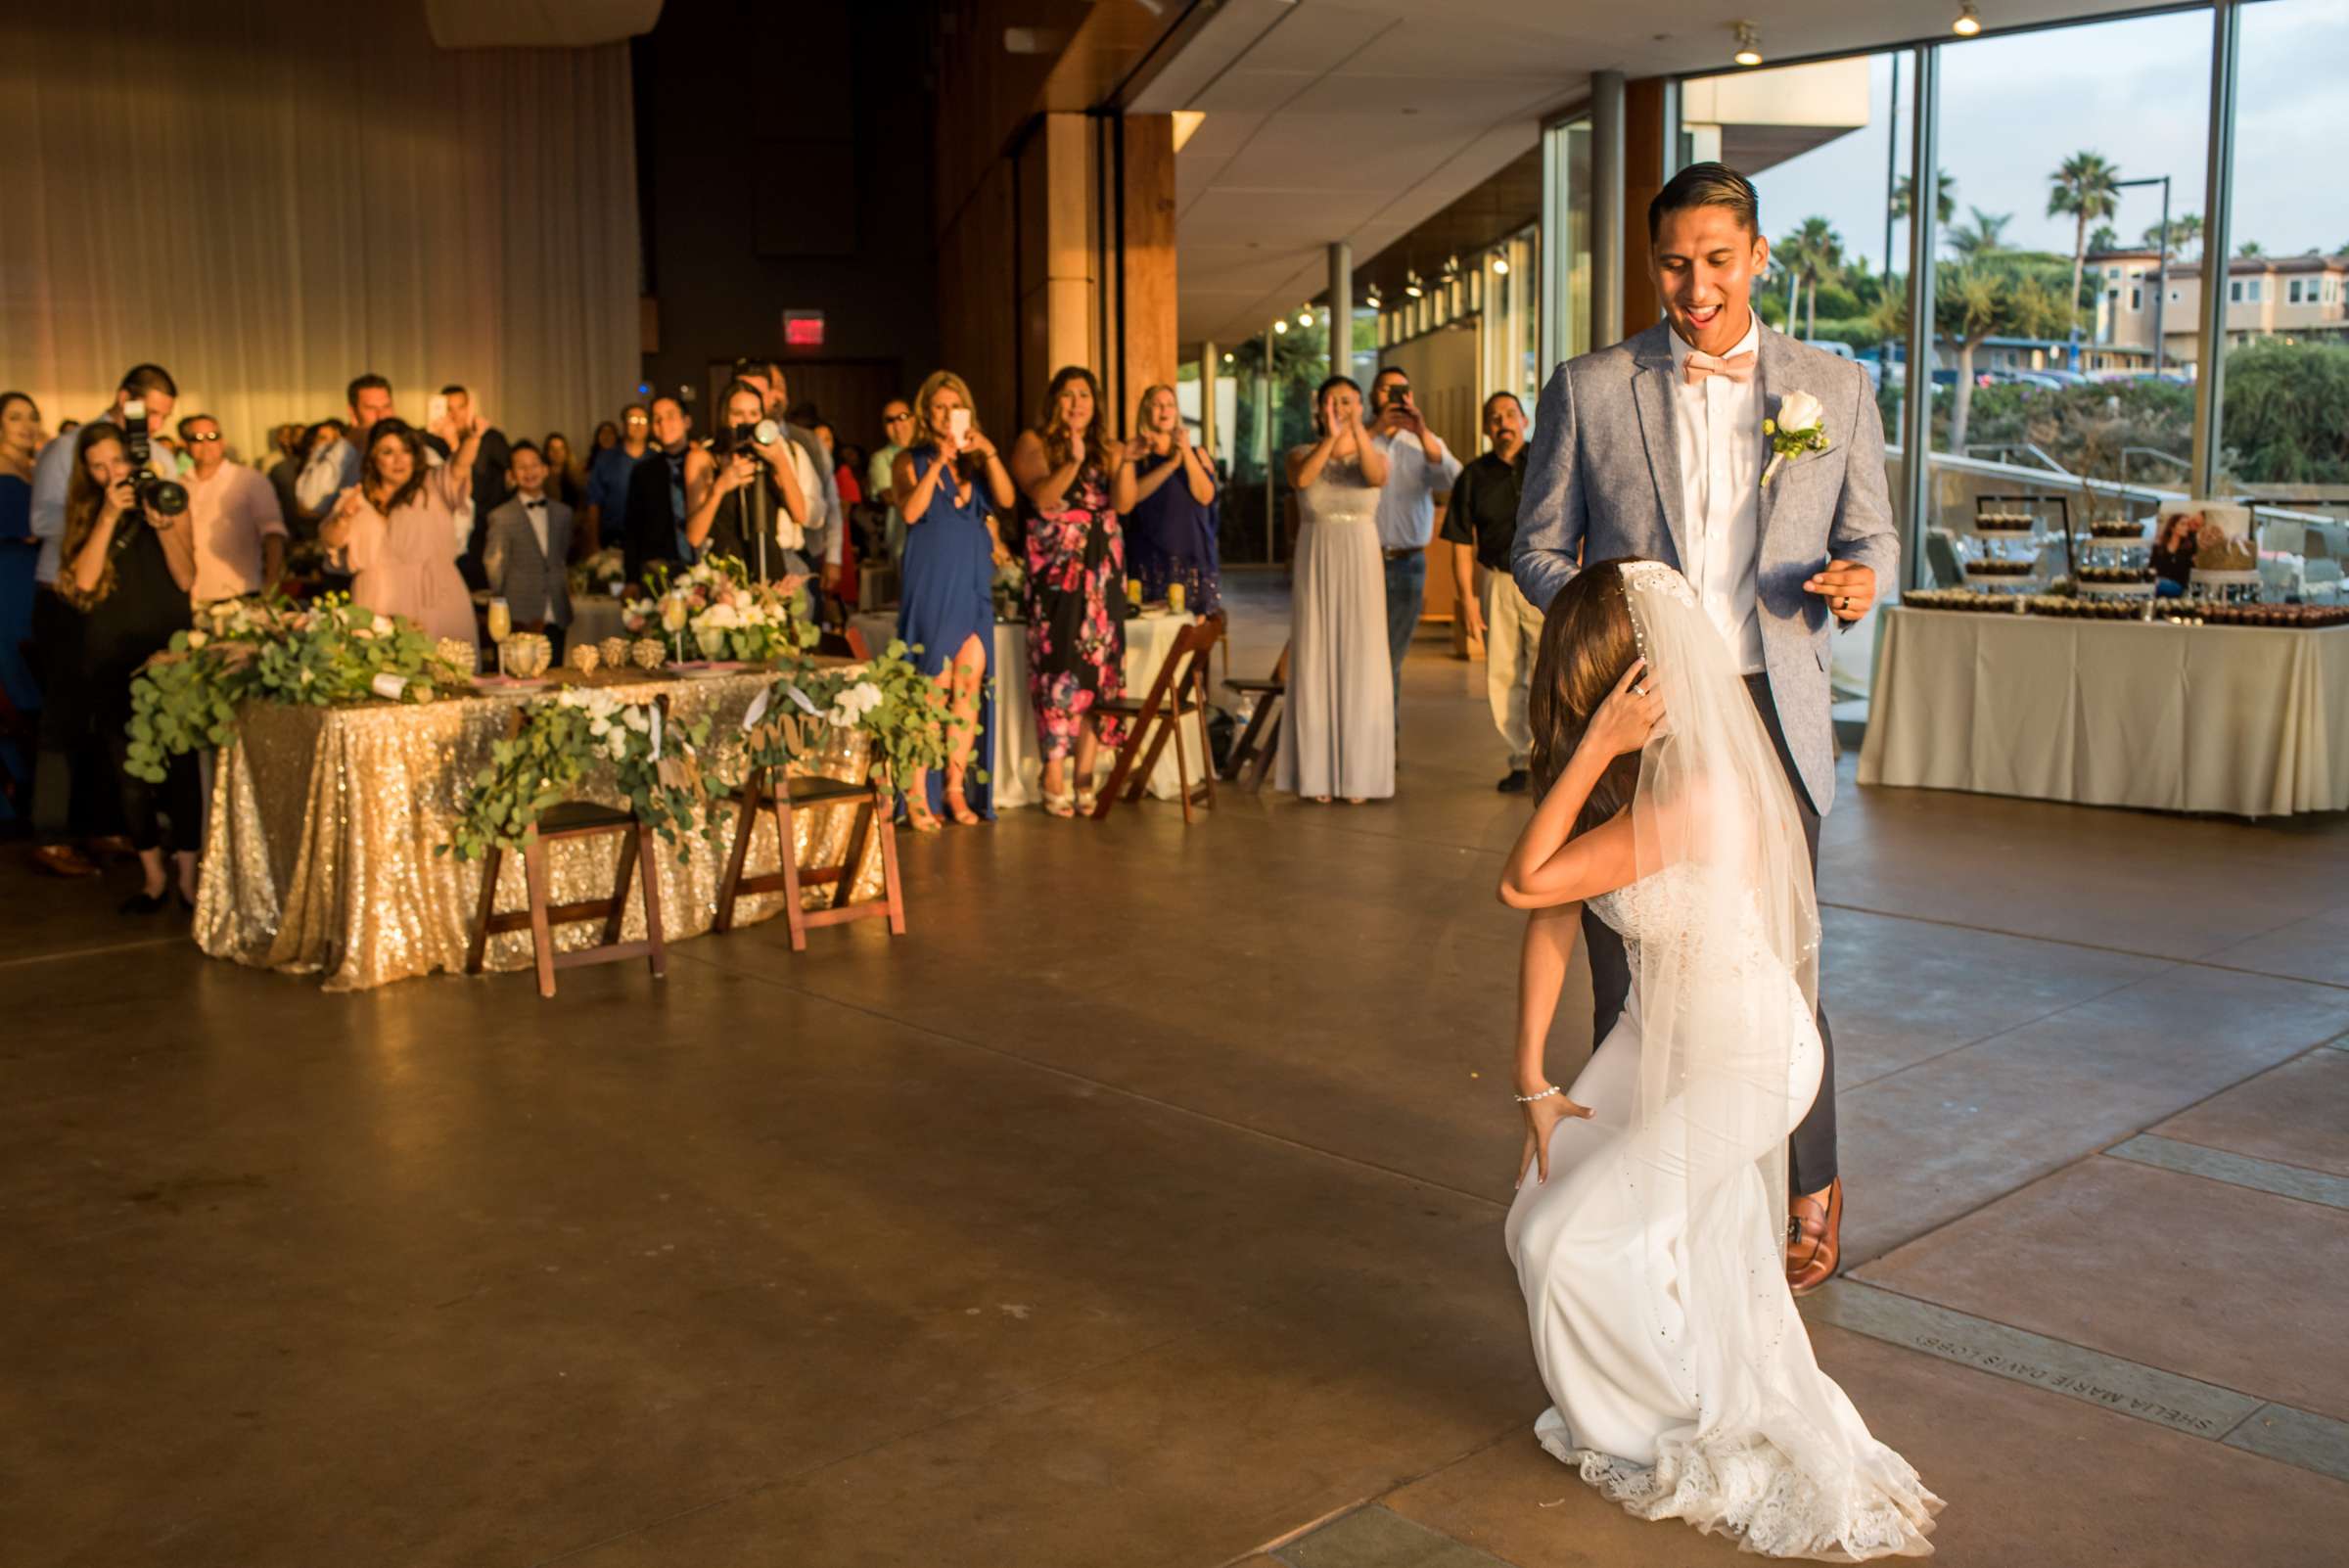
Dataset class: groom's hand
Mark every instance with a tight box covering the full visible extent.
[1805,560,1876,623]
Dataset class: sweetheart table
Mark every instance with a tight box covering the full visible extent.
[194,670,886,991]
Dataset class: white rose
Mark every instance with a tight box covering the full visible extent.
[589,715,611,738]
[185,629,208,649]
[606,730,629,761]
[622,707,650,733]
[1775,390,1825,434]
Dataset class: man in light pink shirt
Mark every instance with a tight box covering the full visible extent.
[179,413,287,603]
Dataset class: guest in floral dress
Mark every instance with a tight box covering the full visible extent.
[1010,366,1137,816]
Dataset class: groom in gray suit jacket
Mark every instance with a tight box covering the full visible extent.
[1512,163,1899,1296]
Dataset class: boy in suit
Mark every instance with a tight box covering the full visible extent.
[483,440,574,661]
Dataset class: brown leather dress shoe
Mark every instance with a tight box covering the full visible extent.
[30,843,102,878]
[1786,1176,1843,1297]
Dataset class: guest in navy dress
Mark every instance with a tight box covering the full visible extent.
[891,369,1015,831]
[0,392,43,816]
[1120,383,1221,616]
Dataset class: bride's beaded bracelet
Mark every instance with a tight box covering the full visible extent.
[1514,1084,1565,1104]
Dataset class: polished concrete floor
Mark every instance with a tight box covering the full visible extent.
[5,573,2346,1567]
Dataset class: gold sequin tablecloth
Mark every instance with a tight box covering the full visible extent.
[194,672,886,991]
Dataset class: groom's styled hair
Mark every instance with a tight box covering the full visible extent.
[1648,161,1760,241]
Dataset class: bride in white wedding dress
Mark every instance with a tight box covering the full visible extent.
[1496,559,1940,1560]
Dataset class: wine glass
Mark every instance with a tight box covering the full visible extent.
[486,596,513,676]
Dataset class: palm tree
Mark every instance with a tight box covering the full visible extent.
[1774,217,1847,340]
[1947,207,2013,260]
[2143,213,2203,260]
[2048,150,2123,322]
[2088,224,2120,254]
[2237,239,2266,258]
[1891,171,1958,226]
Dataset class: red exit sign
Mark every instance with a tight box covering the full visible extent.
[783,310,825,347]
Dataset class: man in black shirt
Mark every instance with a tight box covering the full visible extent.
[622,394,696,585]
[1441,391,1542,792]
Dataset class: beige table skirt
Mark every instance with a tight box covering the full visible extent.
[1859,609,2349,817]
[195,671,885,991]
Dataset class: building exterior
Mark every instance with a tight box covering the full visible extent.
[2090,247,2349,364]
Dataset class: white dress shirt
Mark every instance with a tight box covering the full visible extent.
[1369,427,1463,551]
[1667,317,1767,673]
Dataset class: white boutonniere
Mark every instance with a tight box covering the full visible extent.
[1762,390,1830,489]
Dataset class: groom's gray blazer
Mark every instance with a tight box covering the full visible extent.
[1510,320,1899,812]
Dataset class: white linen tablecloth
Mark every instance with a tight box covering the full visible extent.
[1859,608,2349,817]
[852,611,1206,807]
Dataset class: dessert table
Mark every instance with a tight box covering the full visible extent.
[1860,607,2349,817]
[851,610,1208,808]
[195,670,886,991]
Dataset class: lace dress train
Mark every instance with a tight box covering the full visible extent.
[1505,869,1942,1560]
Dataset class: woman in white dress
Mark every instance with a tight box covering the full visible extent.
[1496,558,1941,1559]
[1275,376,1391,804]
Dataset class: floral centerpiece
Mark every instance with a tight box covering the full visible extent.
[444,688,715,864]
[620,555,809,665]
[568,545,627,600]
[126,595,466,783]
[991,557,1026,622]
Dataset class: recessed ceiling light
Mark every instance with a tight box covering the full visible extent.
[1732,22,1763,67]
[1273,318,1288,335]
[1953,3,1982,36]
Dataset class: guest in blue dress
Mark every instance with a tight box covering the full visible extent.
[0,392,44,817]
[1120,383,1221,615]
[891,369,1015,831]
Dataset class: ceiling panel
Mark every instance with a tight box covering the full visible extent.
[1165,0,2174,345]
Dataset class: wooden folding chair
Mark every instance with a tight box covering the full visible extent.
[1221,640,1290,794]
[465,705,669,998]
[1090,616,1221,823]
[714,765,905,951]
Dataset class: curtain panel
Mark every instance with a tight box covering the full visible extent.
[0,2,640,460]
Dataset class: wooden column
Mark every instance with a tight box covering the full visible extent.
[1622,77,1670,343]
[1018,112,1098,428]
[1117,114,1178,437]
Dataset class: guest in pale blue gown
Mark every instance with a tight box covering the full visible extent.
[892,369,1015,831]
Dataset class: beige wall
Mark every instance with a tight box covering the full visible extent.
[2096,254,2348,359]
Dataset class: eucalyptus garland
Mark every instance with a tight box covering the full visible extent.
[443,688,716,864]
[126,596,464,783]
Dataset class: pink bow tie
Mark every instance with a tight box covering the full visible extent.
[1682,350,1756,387]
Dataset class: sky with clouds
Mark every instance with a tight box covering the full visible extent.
[1727,0,2348,273]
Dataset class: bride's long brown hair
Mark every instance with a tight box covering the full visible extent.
[1527,557,1646,834]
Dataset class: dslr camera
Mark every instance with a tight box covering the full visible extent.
[725,416,781,462]
[120,397,190,518]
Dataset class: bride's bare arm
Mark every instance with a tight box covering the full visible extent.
[1515,903,1579,1094]
[1497,660,1659,909]
[1513,903,1596,1184]
[1499,804,1638,910]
